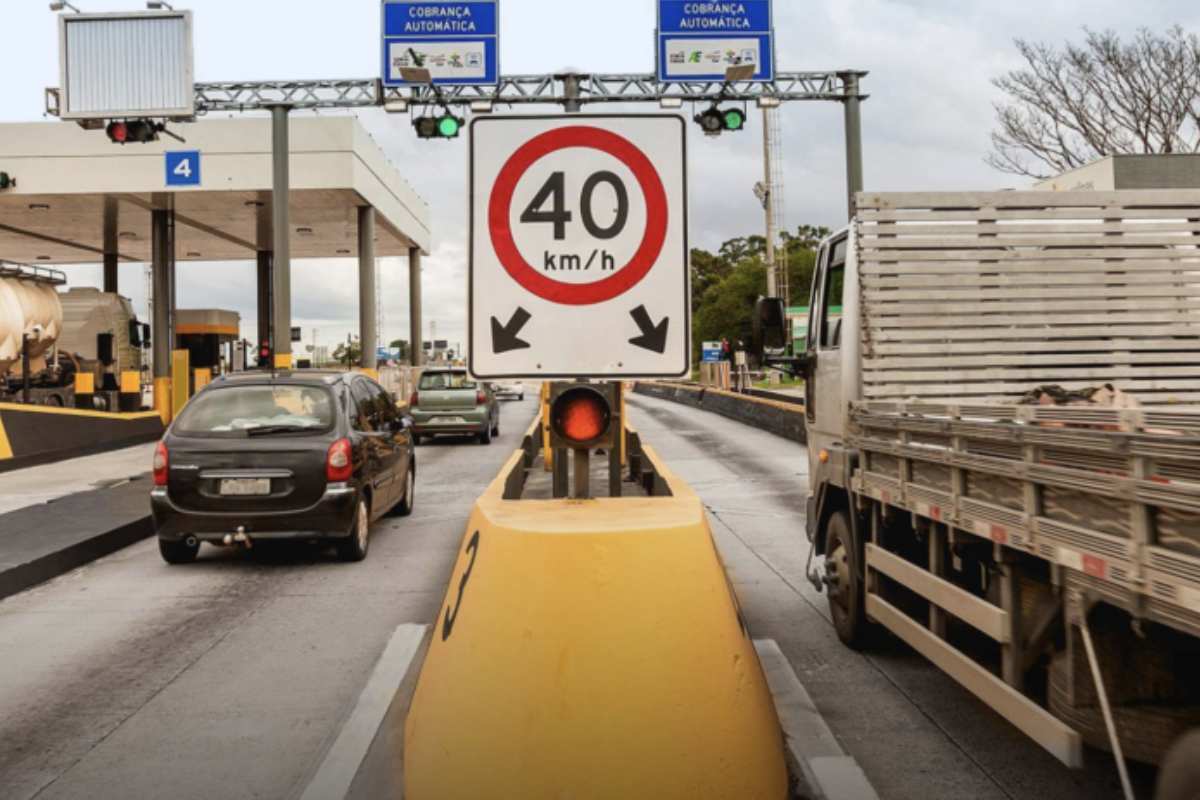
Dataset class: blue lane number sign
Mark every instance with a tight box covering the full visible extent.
[165,151,201,187]
[657,1,775,82]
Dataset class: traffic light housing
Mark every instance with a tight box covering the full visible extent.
[413,111,465,140]
[258,340,272,368]
[106,119,161,145]
[694,106,747,136]
[547,382,620,450]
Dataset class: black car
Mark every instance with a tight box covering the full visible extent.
[150,370,415,564]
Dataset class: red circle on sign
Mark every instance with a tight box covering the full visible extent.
[488,126,669,306]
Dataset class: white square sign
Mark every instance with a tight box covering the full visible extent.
[469,115,690,379]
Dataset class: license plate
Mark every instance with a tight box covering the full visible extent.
[220,478,271,496]
[437,417,466,425]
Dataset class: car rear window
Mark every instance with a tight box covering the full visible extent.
[419,372,477,390]
[173,384,335,436]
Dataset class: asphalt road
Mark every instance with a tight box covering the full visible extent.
[625,392,1156,800]
[0,394,538,800]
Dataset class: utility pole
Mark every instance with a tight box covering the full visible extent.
[762,107,777,299]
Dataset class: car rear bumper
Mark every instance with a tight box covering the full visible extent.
[151,484,359,542]
[410,409,488,437]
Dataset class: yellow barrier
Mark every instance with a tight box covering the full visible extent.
[274,353,294,370]
[357,367,380,381]
[193,368,212,392]
[120,371,140,394]
[404,434,788,799]
[171,350,190,419]
[73,372,95,395]
[154,377,172,424]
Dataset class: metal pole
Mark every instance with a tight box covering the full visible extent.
[408,246,423,367]
[21,334,30,404]
[841,72,864,222]
[151,208,172,420]
[102,196,119,293]
[256,250,272,367]
[763,107,778,298]
[358,206,378,370]
[270,105,292,368]
[573,448,590,499]
[552,448,568,498]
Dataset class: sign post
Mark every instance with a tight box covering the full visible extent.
[657,0,775,83]
[469,115,690,380]
[381,1,499,87]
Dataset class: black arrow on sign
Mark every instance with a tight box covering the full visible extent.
[491,307,532,354]
[628,305,670,354]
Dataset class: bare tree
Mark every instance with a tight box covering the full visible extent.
[988,27,1200,179]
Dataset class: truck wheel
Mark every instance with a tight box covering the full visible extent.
[1157,729,1200,800]
[825,510,868,649]
[159,536,199,565]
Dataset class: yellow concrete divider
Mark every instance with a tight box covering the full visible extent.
[404,426,788,799]
[171,349,190,419]
[193,368,212,392]
[274,353,294,370]
[119,371,140,394]
[73,372,95,394]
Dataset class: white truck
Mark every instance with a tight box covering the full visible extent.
[783,190,1200,792]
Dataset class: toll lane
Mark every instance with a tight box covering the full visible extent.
[0,395,537,800]
[624,392,1145,800]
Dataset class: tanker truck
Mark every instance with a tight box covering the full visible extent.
[0,264,148,409]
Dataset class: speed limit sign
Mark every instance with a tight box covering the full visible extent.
[469,115,690,379]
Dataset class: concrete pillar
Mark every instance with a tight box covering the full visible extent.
[409,246,423,367]
[256,250,272,364]
[358,207,378,370]
[103,197,119,294]
[151,208,174,422]
[270,105,292,368]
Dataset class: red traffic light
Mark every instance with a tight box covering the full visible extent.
[550,386,612,448]
[106,121,129,143]
[105,119,160,145]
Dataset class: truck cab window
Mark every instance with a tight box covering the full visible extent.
[819,237,847,349]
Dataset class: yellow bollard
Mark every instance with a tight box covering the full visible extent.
[154,377,172,424]
[274,353,294,370]
[404,444,788,800]
[193,368,212,392]
[171,350,190,418]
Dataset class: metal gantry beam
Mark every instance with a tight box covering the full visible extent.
[187,71,867,114]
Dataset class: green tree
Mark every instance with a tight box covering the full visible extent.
[333,339,362,367]
[389,339,410,360]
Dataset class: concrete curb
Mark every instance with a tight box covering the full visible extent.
[0,479,154,602]
[756,639,879,800]
[632,381,807,444]
[297,623,429,800]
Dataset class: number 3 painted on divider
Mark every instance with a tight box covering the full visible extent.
[442,530,481,641]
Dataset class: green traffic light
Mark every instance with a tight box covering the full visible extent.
[438,115,462,138]
[723,109,746,131]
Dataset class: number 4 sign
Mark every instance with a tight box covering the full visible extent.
[469,115,690,379]
[165,151,201,187]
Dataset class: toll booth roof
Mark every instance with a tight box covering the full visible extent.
[0,117,431,265]
[176,309,240,339]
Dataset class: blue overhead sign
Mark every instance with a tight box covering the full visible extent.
[657,1,774,83]
[381,1,499,87]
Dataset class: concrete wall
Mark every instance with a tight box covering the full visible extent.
[633,382,806,444]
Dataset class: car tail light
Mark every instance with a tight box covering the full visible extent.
[409,391,419,409]
[153,440,169,486]
[326,438,353,482]
[476,389,487,405]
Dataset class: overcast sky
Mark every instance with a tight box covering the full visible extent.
[3,0,1198,354]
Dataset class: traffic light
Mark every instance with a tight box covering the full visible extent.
[694,106,746,136]
[548,383,620,450]
[105,119,161,145]
[258,340,272,368]
[413,111,465,140]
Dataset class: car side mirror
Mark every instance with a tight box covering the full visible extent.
[753,296,789,357]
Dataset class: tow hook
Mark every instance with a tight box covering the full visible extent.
[222,527,253,549]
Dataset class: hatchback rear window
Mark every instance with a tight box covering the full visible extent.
[419,372,477,390]
[174,384,335,436]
